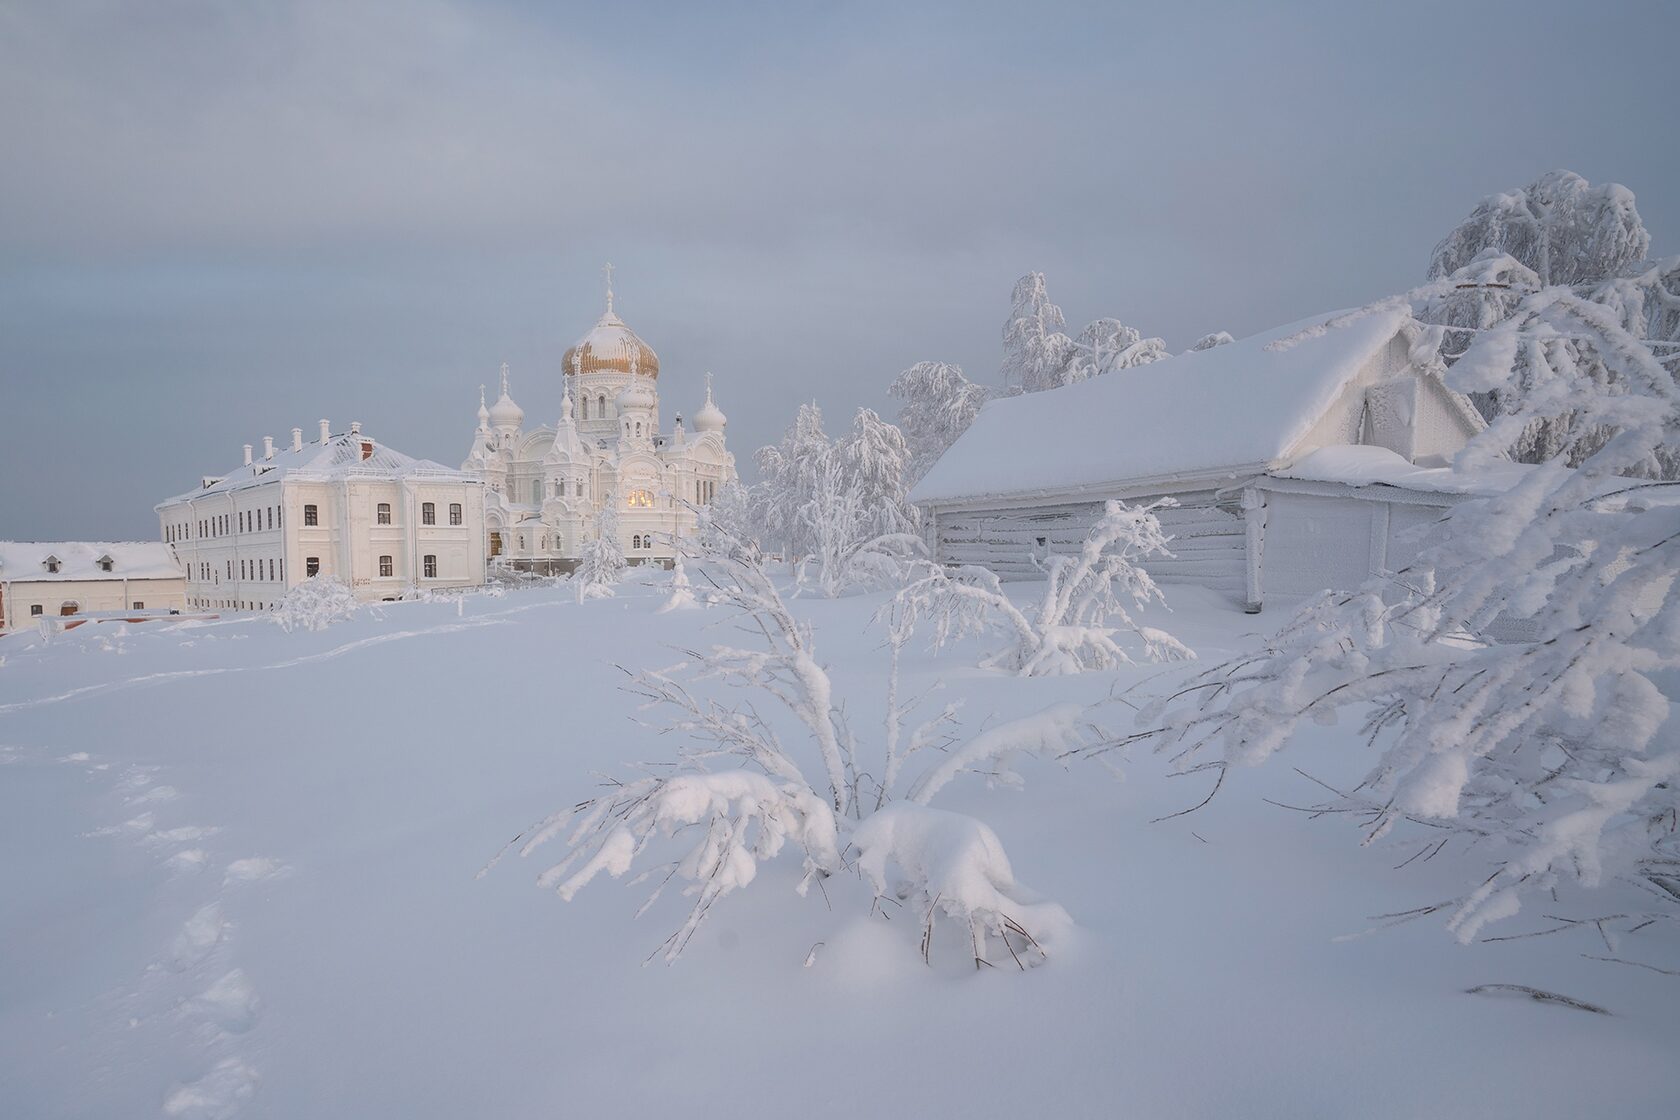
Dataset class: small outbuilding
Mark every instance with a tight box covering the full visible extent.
[909,307,1492,612]
[0,541,187,632]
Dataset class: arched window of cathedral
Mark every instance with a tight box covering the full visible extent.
[626,488,653,509]
[531,480,542,504]
[635,421,642,437]
[580,397,588,420]
[598,394,607,417]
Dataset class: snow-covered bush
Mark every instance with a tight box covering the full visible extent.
[1141,282,1680,945]
[1188,331,1234,352]
[506,523,1089,966]
[273,575,359,633]
[575,502,626,601]
[1066,317,1169,380]
[894,499,1194,676]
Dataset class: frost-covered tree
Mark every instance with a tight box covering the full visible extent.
[1001,272,1079,394]
[888,360,991,482]
[1066,317,1169,381]
[499,524,1087,965]
[274,575,359,633]
[1140,289,1680,945]
[1188,331,1234,352]
[747,404,922,595]
[574,502,626,601]
[751,401,832,560]
[1428,170,1650,288]
[894,499,1194,676]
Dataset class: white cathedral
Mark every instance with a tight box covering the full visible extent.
[462,276,736,573]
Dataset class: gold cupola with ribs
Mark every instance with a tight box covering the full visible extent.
[561,264,660,379]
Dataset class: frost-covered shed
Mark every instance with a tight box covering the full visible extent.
[909,308,1490,611]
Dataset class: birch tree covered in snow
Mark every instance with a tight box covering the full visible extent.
[1139,289,1680,946]
[503,524,1088,966]
[1066,317,1169,380]
[1001,272,1170,393]
[894,499,1194,676]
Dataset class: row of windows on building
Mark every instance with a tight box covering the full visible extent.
[299,501,464,527]
[23,600,146,617]
[166,505,283,544]
[190,558,284,584]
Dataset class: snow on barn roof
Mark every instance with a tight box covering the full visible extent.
[1275,444,1680,507]
[909,307,1420,506]
[0,541,183,583]
[158,430,473,507]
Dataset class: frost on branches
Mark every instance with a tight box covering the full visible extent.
[1001,272,1169,393]
[1428,170,1650,288]
[504,524,1089,967]
[1142,287,1680,946]
[749,403,922,595]
[888,360,991,483]
[273,575,359,633]
[575,502,626,601]
[894,499,1194,676]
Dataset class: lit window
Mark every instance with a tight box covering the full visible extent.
[423,554,438,579]
[449,503,462,526]
[377,502,391,525]
[626,489,653,508]
[379,555,393,577]
[489,532,503,557]
[304,504,318,526]
[422,502,436,525]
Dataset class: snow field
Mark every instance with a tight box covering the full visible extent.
[0,579,1675,1118]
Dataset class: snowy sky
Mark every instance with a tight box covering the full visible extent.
[3,0,1678,539]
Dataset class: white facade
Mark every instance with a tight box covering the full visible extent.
[156,423,486,610]
[0,541,187,632]
[910,309,1490,611]
[462,284,736,572]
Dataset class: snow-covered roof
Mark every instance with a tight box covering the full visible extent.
[159,431,474,507]
[1273,445,1680,507]
[910,307,1422,506]
[0,541,184,583]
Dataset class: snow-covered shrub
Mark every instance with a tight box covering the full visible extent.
[1188,330,1234,352]
[852,803,1073,966]
[894,499,1194,676]
[1066,317,1169,380]
[273,575,359,633]
[1001,272,1169,393]
[506,523,1088,966]
[1142,282,1680,944]
[575,502,626,601]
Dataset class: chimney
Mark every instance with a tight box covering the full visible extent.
[242,444,253,466]
[263,435,275,460]
[291,427,303,453]
[319,419,331,443]
[350,420,361,437]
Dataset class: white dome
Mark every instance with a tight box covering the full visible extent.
[693,383,726,433]
[616,380,656,412]
[489,391,524,428]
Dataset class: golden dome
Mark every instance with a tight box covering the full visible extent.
[562,308,661,379]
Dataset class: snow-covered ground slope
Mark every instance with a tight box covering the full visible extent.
[1,578,1674,1118]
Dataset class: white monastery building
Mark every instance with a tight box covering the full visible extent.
[0,541,186,632]
[462,274,736,573]
[911,307,1501,613]
[156,422,486,610]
